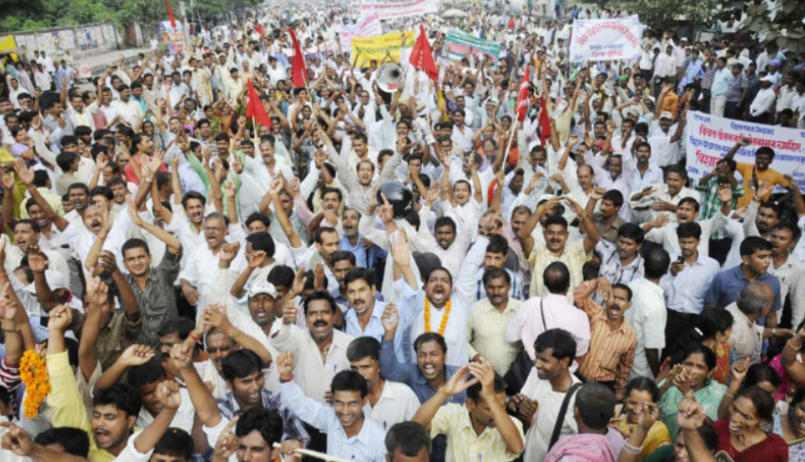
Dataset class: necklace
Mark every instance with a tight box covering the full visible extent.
[425,298,452,336]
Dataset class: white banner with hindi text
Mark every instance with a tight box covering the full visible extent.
[685,112,805,191]
[569,15,642,62]
[359,0,439,20]
[340,11,383,52]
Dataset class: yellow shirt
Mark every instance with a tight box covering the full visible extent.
[468,298,522,376]
[431,403,524,462]
[526,240,591,302]
[47,351,128,462]
[735,162,789,208]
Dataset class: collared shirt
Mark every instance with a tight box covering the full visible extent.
[468,298,523,375]
[379,338,467,405]
[645,212,726,256]
[596,240,645,285]
[125,249,182,348]
[696,177,743,239]
[345,299,406,363]
[725,302,764,364]
[630,184,700,224]
[270,323,353,403]
[576,298,638,395]
[525,240,591,301]
[432,403,524,462]
[362,380,420,431]
[70,309,142,370]
[216,390,310,447]
[725,73,748,103]
[750,87,776,117]
[522,368,582,462]
[279,380,387,462]
[704,265,782,317]
[475,268,526,302]
[339,233,386,270]
[631,166,665,197]
[505,294,591,368]
[767,257,805,329]
[711,67,732,97]
[661,252,721,315]
[136,387,195,434]
[626,279,667,380]
[592,212,625,245]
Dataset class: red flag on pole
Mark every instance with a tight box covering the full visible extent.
[288,27,308,88]
[538,95,552,147]
[167,0,177,29]
[255,24,264,37]
[409,25,438,82]
[515,66,530,122]
[246,80,272,128]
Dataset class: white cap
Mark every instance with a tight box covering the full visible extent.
[248,281,277,298]
[761,74,776,83]
[659,111,673,120]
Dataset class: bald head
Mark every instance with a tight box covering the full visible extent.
[736,282,774,318]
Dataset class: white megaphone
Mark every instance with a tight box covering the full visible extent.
[376,63,404,93]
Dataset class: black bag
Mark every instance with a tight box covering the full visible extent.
[504,299,547,395]
[549,382,583,449]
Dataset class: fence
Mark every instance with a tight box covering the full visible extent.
[6,23,120,62]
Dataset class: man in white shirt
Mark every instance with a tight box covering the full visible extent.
[347,337,420,431]
[627,248,670,380]
[749,75,777,121]
[113,84,144,128]
[630,165,700,225]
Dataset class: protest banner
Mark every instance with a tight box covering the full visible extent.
[442,28,502,63]
[569,15,642,62]
[351,31,415,64]
[340,10,383,52]
[304,40,339,62]
[685,111,805,191]
[359,0,439,20]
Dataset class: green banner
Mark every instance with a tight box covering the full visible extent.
[443,28,501,63]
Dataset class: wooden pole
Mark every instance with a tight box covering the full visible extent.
[271,443,353,462]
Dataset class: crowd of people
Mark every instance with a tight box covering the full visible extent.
[0,3,803,462]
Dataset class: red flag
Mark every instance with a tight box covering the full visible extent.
[246,80,272,128]
[538,95,552,147]
[255,24,264,37]
[167,0,177,29]
[288,27,308,88]
[515,66,530,122]
[409,25,438,82]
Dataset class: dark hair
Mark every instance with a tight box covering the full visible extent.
[245,212,272,229]
[618,223,644,245]
[128,358,166,388]
[543,262,570,294]
[534,329,577,363]
[122,238,151,257]
[736,386,775,422]
[14,219,41,235]
[414,332,447,354]
[772,222,801,243]
[314,227,338,245]
[676,222,702,240]
[182,191,207,209]
[740,236,773,258]
[671,342,717,372]
[744,364,781,390]
[467,371,506,402]
[434,216,457,234]
[93,383,141,417]
[544,215,569,230]
[246,232,276,258]
[666,164,688,179]
[89,186,113,201]
[623,377,660,403]
[347,336,381,362]
[331,370,368,398]
[485,234,509,256]
[157,317,195,340]
[612,283,633,301]
[268,265,295,288]
[678,197,700,212]
[482,266,511,287]
[234,407,284,447]
[331,250,356,267]
[153,428,194,460]
[34,427,91,458]
[344,267,374,290]
[385,422,432,460]
[302,290,337,315]
[32,170,50,188]
[321,187,343,203]
[222,349,264,383]
[426,266,453,285]
[756,147,775,159]
[56,151,78,172]
[575,382,616,430]
[603,189,624,208]
[644,247,670,279]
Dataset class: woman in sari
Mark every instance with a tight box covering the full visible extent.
[773,386,805,461]
[658,343,726,440]
[613,378,672,459]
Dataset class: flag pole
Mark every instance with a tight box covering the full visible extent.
[501,121,517,168]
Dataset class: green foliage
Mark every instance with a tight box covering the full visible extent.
[618,0,718,32]
[0,0,260,34]
[720,0,805,53]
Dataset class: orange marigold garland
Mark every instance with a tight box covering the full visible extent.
[19,350,50,418]
[424,298,452,336]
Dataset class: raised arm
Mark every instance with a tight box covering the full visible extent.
[170,341,223,428]
[16,161,68,231]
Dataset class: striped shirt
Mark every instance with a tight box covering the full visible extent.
[468,298,523,375]
[216,389,311,447]
[125,249,182,348]
[576,297,638,396]
[475,268,526,302]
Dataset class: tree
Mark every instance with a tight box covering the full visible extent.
[719,0,805,53]
[618,0,719,32]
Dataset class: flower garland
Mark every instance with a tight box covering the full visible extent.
[19,350,50,419]
[424,298,452,336]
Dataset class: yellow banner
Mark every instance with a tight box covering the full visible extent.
[351,31,415,65]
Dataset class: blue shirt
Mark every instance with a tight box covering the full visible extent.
[280,380,387,462]
[704,265,782,321]
[339,234,387,270]
[378,339,467,405]
[711,67,732,97]
[345,299,406,363]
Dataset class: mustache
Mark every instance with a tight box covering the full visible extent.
[314,321,327,327]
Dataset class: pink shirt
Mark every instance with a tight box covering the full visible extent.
[505,293,591,371]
